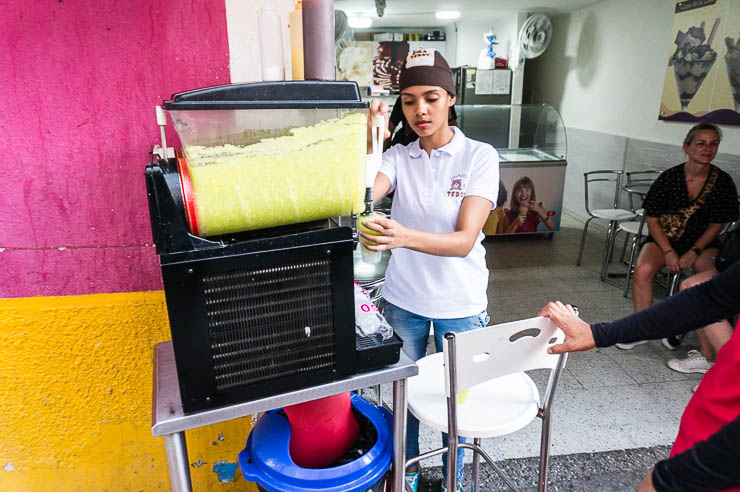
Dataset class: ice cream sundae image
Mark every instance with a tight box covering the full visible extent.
[669,18,721,111]
[725,34,740,112]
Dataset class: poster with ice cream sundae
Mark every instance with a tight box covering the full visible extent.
[659,0,740,126]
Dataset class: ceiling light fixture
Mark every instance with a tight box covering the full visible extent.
[435,10,461,20]
[348,15,373,29]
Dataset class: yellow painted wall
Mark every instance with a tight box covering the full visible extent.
[0,291,256,491]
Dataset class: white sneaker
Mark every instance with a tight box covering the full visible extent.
[667,350,714,374]
[616,340,648,350]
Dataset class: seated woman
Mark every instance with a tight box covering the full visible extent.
[621,123,738,349]
[498,176,555,234]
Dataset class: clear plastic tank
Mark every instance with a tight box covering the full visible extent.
[164,81,368,236]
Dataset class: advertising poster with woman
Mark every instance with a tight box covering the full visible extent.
[483,165,565,236]
[659,0,740,126]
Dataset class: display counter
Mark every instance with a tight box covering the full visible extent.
[455,104,567,236]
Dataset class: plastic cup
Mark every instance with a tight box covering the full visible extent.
[358,212,386,264]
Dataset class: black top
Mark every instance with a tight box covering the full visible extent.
[642,163,738,254]
[591,262,740,491]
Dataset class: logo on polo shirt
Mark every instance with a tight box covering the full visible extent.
[446,173,467,198]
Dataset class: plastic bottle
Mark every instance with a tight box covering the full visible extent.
[258,0,285,81]
[289,0,304,80]
[302,0,335,80]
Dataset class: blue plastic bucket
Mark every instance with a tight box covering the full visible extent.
[239,394,392,492]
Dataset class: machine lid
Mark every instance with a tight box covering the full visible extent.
[163,81,368,110]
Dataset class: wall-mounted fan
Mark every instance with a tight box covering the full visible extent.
[517,14,552,66]
[335,10,354,53]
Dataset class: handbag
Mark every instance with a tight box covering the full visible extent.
[658,167,719,240]
[715,223,740,272]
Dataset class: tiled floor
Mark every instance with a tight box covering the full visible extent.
[377,212,706,491]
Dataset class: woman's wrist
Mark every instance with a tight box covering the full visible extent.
[663,248,675,256]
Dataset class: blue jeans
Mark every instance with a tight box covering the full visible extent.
[382,301,490,482]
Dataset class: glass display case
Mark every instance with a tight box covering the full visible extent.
[455,104,568,236]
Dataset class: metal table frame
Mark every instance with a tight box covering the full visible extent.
[151,341,417,492]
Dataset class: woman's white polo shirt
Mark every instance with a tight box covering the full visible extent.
[378,127,499,318]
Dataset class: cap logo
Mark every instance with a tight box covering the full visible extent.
[406,49,437,68]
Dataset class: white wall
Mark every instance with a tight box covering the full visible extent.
[528,0,740,149]
[452,12,520,68]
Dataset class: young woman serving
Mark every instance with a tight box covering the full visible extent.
[359,49,500,492]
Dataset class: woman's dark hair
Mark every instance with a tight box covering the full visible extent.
[683,122,722,146]
[509,176,536,217]
[496,180,508,208]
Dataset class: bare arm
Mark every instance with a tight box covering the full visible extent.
[372,173,392,203]
[646,216,672,252]
[503,213,522,234]
[678,222,724,269]
[359,195,492,257]
[531,201,555,230]
[647,216,680,272]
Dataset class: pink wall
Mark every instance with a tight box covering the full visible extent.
[0,1,230,298]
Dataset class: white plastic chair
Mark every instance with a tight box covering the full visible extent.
[576,170,635,281]
[405,317,569,492]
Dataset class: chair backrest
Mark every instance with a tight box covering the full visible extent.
[583,170,625,215]
[625,169,662,185]
[625,170,662,212]
[442,317,565,397]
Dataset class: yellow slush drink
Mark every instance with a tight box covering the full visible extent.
[184,112,366,236]
[357,212,385,263]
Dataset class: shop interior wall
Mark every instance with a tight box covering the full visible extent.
[525,0,740,222]
[0,1,257,490]
[450,13,520,68]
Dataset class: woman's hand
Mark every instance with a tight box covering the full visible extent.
[530,201,555,230]
[678,250,698,270]
[537,301,595,354]
[367,99,390,153]
[664,250,681,273]
[358,216,412,251]
[529,200,547,218]
[636,469,656,492]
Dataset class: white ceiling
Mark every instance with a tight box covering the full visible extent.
[335,0,609,27]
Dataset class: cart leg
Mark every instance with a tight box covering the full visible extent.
[163,431,193,492]
[392,378,408,492]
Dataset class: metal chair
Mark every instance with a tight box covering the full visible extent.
[616,170,662,296]
[623,170,662,213]
[619,213,650,296]
[405,317,568,492]
[576,170,635,280]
